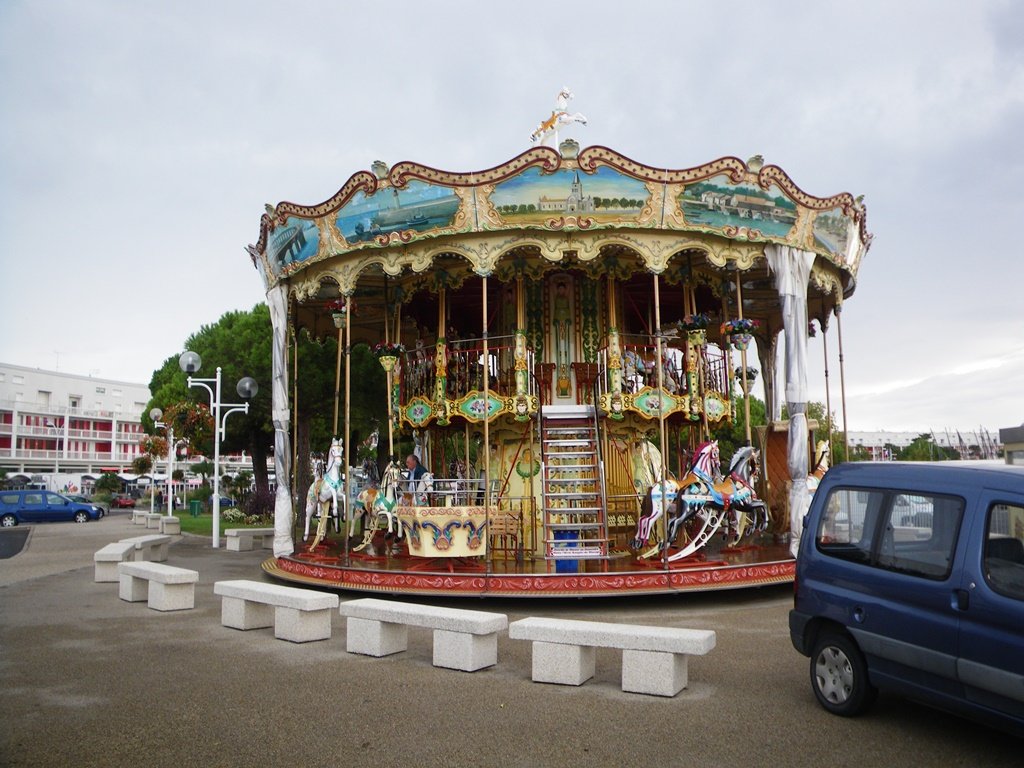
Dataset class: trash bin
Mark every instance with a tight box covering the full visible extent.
[189,500,202,518]
[553,529,579,573]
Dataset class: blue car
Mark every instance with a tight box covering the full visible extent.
[790,462,1024,736]
[0,490,105,526]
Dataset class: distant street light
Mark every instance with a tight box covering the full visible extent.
[179,351,257,548]
[148,408,174,517]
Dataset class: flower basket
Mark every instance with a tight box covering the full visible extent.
[730,333,753,351]
[678,313,710,332]
[326,298,349,329]
[374,342,405,372]
[721,318,759,350]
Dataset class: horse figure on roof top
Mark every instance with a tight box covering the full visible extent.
[530,86,588,146]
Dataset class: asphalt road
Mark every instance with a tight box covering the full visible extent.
[0,515,1019,767]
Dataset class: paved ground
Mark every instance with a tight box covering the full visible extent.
[1,513,1020,767]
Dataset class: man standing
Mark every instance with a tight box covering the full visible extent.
[405,454,428,505]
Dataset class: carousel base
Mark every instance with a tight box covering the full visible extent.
[262,533,794,599]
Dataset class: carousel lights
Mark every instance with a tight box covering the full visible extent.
[178,351,258,549]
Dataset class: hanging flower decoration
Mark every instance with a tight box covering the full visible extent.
[374,342,406,359]
[720,318,760,335]
[326,298,348,313]
[327,298,352,329]
[162,400,215,451]
[678,313,711,332]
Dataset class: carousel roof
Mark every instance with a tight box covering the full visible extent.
[247,143,871,341]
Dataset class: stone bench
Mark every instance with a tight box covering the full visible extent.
[338,597,508,671]
[144,513,163,529]
[94,541,138,582]
[120,534,172,562]
[159,516,180,535]
[131,510,148,525]
[213,579,339,642]
[118,561,199,611]
[508,617,716,697]
[225,527,275,552]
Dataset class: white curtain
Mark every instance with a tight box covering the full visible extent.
[765,244,815,557]
[267,283,294,557]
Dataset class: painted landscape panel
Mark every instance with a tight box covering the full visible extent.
[490,166,649,223]
[267,216,320,274]
[679,175,797,238]
[813,208,857,264]
[334,180,460,243]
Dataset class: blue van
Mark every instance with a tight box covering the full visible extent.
[0,489,104,526]
[790,462,1024,735]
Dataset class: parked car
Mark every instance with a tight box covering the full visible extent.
[0,490,104,526]
[790,462,1024,736]
[67,494,106,518]
[111,495,136,509]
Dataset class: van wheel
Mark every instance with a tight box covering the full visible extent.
[810,632,877,716]
[1,514,16,527]
[74,511,89,523]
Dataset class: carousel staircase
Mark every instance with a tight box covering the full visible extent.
[540,406,609,565]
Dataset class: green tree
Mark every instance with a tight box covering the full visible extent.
[712,395,768,461]
[95,472,121,494]
[898,434,959,461]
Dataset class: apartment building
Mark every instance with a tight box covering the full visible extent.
[0,363,258,494]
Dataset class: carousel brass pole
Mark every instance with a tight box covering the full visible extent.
[384,277,395,459]
[344,297,352,561]
[292,328,299,506]
[653,272,669,565]
[835,304,850,462]
[820,314,833,445]
[482,275,491,572]
[333,323,343,436]
[735,270,752,445]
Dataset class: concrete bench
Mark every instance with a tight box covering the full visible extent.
[131,510,148,525]
[159,516,180,535]
[338,597,508,671]
[94,541,138,582]
[508,617,716,697]
[144,513,163,529]
[225,527,275,552]
[118,561,198,611]
[213,579,339,643]
[120,534,172,562]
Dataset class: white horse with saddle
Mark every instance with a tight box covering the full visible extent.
[305,437,345,549]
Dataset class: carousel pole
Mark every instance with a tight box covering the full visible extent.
[820,314,834,447]
[653,272,669,565]
[333,322,342,436]
[292,328,299,508]
[735,269,752,445]
[482,276,491,572]
[384,277,395,459]
[835,304,850,462]
[344,295,352,561]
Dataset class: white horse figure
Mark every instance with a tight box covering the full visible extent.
[530,86,588,146]
[302,452,325,541]
[353,458,404,552]
[307,438,344,549]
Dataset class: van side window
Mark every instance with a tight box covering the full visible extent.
[0,493,19,505]
[816,487,963,579]
[985,503,1024,601]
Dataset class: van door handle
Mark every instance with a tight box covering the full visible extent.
[953,589,970,611]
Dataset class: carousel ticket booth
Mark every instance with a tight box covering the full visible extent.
[247,137,870,598]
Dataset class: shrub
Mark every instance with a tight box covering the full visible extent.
[244,487,275,521]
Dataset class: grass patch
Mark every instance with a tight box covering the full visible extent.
[174,511,274,537]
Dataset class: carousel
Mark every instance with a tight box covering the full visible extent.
[246,96,870,597]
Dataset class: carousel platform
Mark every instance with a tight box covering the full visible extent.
[262,533,794,599]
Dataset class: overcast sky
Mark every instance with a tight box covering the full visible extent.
[1,0,1022,435]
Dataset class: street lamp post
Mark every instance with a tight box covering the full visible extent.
[149,408,175,517]
[178,351,257,548]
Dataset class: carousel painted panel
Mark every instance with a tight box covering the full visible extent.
[812,207,860,267]
[333,179,461,244]
[678,175,798,240]
[266,216,320,276]
[400,506,488,558]
[488,165,650,228]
